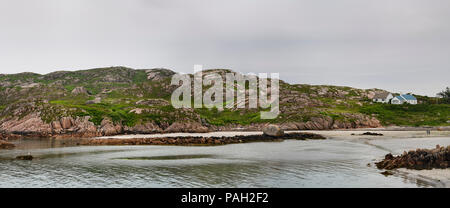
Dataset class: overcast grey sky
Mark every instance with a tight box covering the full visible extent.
[0,0,449,96]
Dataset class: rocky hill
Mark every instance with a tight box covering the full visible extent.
[0,66,448,138]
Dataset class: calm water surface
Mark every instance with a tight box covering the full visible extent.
[1,136,450,187]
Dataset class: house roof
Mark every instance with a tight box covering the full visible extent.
[400,94,417,100]
[394,96,405,101]
[373,92,391,99]
[394,94,417,101]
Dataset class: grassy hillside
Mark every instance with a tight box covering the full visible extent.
[0,66,448,128]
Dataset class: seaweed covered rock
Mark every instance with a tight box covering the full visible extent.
[16,155,33,160]
[376,145,450,170]
[81,132,325,146]
[362,132,383,136]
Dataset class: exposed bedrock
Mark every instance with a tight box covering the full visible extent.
[0,113,381,139]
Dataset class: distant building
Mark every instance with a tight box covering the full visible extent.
[391,94,417,105]
[372,92,393,103]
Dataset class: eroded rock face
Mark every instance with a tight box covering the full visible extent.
[71,86,88,95]
[100,118,123,136]
[72,116,99,137]
[164,122,209,133]
[0,113,204,138]
[124,122,162,134]
[278,115,381,131]
[0,113,52,136]
[60,117,74,129]
[263,124,284,136]
[0,111,382,139]
[376,145,450,170]
[51,120,62,130]
[0,114,101,138]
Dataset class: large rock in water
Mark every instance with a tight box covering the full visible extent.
[376,145,450,170]
[16,155,33,160]
[263,124,284,137]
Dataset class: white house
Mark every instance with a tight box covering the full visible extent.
[372,92,393,103]
[391,94,417,105]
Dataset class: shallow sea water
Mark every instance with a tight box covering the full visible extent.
[1,136,449,187]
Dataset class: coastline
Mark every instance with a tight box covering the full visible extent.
[2,125,449,140]
[2,128,450,187]
[85,129,450,187]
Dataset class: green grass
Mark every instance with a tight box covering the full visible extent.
[48,98,177,126]
[293,84,316,94]
[319,111,345,121]
[359,103,450,126]
[63,85,76,92]
[195,107,268,126]
[132,70,148,83]
[0,72,41,82]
